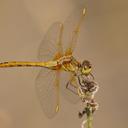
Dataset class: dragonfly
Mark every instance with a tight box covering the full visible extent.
[0,6,94,118]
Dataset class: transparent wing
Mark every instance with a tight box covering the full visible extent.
[60,71,80,104]
[63,6,87,55]
[60,6,86,103]
[38,22,63,61]
[35,68,60,118]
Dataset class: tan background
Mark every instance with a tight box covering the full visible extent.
[0,0,128,128]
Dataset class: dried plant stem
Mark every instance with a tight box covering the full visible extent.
[86,112,93,128]
[81,107,93,128]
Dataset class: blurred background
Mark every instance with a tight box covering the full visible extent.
[0,0,128,128]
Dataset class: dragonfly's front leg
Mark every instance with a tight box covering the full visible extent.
[66,74,87,98]
[66,75,79,95]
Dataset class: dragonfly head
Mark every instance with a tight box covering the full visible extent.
[81,60,92,75]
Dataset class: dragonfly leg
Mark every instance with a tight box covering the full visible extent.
[66,81,78,95]
[66,75,79,95]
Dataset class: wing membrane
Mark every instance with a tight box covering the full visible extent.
[63,6,87,55]
[38,22,63,61]
[60,6,86,103]
[60,71,80,104]
[36,6,86,113]
[35,68,60,118]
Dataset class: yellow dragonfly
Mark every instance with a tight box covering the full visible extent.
[0,6,93,118]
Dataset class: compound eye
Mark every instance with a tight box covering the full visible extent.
[89,65,91,68]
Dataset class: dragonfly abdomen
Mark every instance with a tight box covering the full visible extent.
[0,61,58,68]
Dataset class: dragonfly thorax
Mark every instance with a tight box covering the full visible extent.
[60,56,79,72]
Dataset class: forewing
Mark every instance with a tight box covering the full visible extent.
[63,6,87,55]
[38,22,63,61]
[35,68,60,118]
